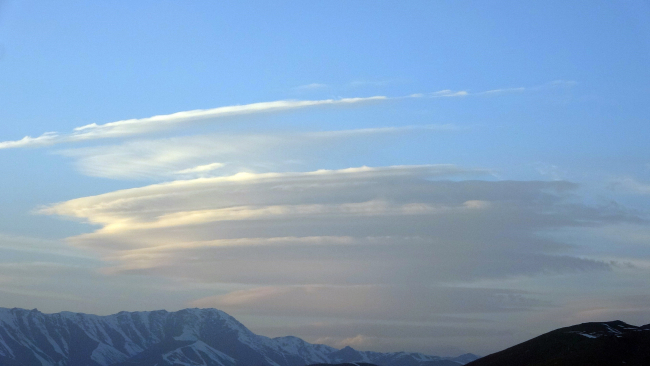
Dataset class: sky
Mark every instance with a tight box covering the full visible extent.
[1,0,650,357]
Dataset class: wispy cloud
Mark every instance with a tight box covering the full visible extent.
[429,90,469,98]
[0,132,59,149]
[532,163,566,181]
[0,96,386,150]
[175,163,225,175]
[1,81,575,151]
[303,124,462,138]
[56,124,463,180]
[423,80,576,99]
[608,177,650,195]
[479,80,576,96]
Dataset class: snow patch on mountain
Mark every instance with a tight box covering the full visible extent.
[92,342,129,365]
[0,307,479,366]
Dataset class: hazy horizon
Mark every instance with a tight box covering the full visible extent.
[1,0,650,357]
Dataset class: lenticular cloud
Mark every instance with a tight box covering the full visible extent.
[41,165,620,287]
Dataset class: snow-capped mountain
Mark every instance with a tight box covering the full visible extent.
[0,307,478,366]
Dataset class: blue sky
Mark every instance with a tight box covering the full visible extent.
[1,0,650,356]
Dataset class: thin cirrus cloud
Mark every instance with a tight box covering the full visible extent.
[426,80,576,98]
[0,81,575,150]
[56,124,463,180]
[429,90,470,98]
[0,96,387,150]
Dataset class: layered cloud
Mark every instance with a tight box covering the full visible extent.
[56,124,462,180]
[0,233,93,260]
[40,165,627,290]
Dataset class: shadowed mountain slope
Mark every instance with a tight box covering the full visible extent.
[466,320,650,366]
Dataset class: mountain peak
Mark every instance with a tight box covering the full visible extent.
[0,307,477,366]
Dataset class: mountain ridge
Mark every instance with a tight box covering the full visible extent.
[0,307,478,366]
[466,320,650,366]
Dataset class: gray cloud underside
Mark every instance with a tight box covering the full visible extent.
[256,321,509,340]
[192,285,548,320]
[0,261,213,315]
[194,285,528,354]
[40,165,630,289]
[253,320,514,356]
[0,233,94,260]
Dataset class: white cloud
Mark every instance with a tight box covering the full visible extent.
[0,96,386,149]
[175,163,225,175]
[40,164,481,225]
[0,132,59,149]
[56,124,463,180]
[430,90,469,98]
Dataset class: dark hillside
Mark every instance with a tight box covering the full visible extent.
[467,321,650,366]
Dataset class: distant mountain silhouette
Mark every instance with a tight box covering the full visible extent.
[0,307,478,366]
[466,320,650,366]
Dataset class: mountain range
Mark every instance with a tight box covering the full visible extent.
[0,307,478,366]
